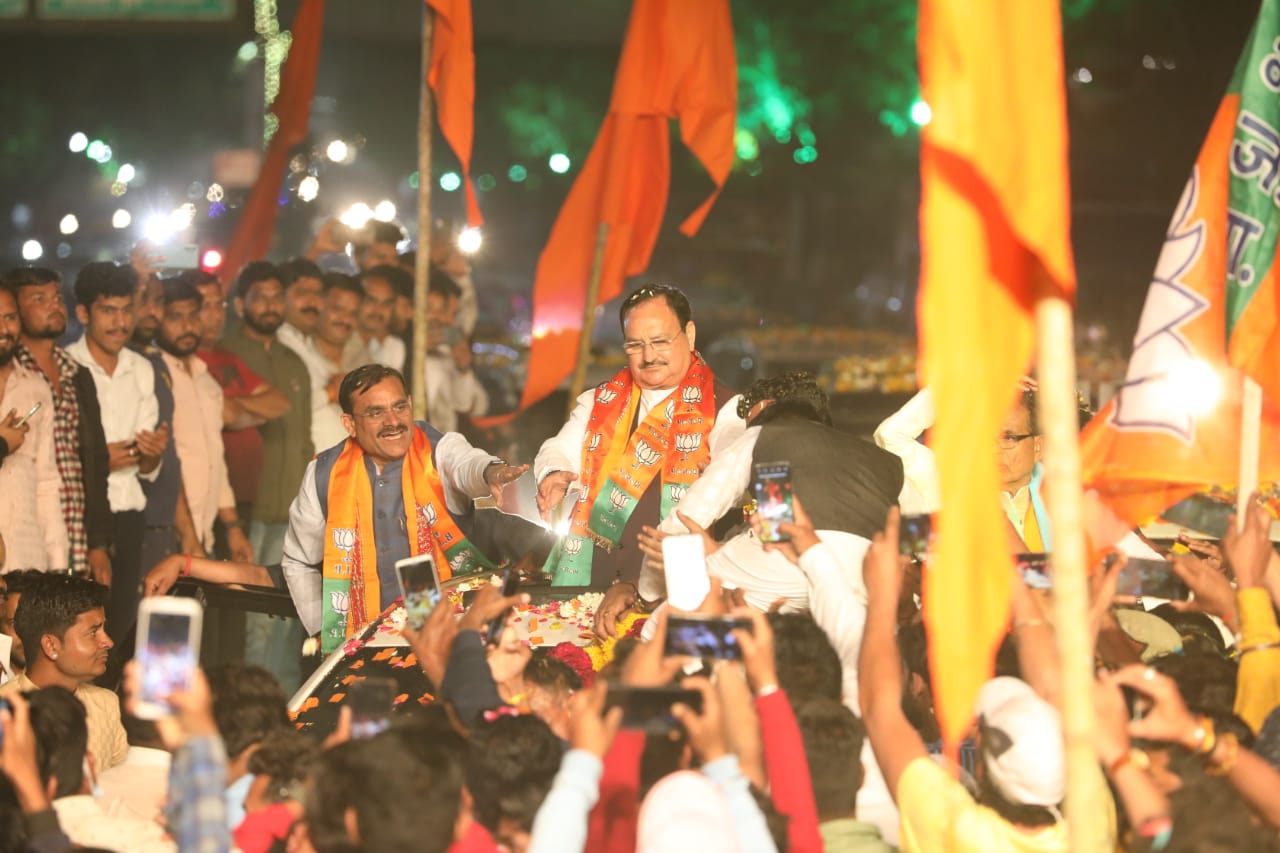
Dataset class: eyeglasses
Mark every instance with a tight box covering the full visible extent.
[997,432,1036,450]
[357,400,411,422]
[622,329,685,356]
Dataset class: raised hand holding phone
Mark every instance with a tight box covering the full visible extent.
[396,554,441,632]
[0,408,31,455]
[663,534,710,611]
[752,461,795,542]
[133,597,203,720]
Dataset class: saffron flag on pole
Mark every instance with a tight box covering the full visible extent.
[425,0,482,228]
[1080,0,1280,532]
[220,0,325,282]
[517,0,736,411]
[917,0,1076,750]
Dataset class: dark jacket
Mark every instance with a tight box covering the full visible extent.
[73,364,112,552]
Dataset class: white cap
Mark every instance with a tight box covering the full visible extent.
[974,677,1065,807]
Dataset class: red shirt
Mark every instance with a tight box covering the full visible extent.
[197,347,266,505]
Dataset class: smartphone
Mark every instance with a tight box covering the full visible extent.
[664,615,752,660]
[133,597,203,720]
[396,554,441,631]
[442,326,464,348]
[349,677,396,739]
[13,401,40,428]
[1117,557,1189,600]
[485,569,520,647]
[662,534,710,611]
[1160,494,1235,539]
[156,243,201,270]
[605,685,703,734]
[899,514,933,557]
[1016,553,1052,590]
[752,461,795,542]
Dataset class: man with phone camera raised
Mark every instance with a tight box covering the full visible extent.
[535,284,745,605]
[422,269,488,435]
[282,364,529,654]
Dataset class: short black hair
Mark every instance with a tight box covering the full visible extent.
[322,272,364,300]
[428,267,461,301]
[73,261,138,308]
[1,568,46,597]
[1,267,61,294]
[173,269,219,291]
[235,260,282,301]
[362,264,413,301]
[356,221,405,249]
[278,258,323,287]
[160,276,203,308]
[205,663,290,760]
[1151,651,1238,718]
[618,284,692,330]
[793,697,866,820]
[524,649,583,693]
[338,364,406,415]
[768,612,843,702]
[14,574,109,663]
[738,370,832,426]
[27,686,88,799]
[247,728,321,805]
[398,250,417,271]
[465,714,563,835]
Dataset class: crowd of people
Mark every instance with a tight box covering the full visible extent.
[0,225,1278,853]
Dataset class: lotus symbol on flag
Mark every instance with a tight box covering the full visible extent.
[635,440,661,466]
[332,528,355,552]
[675,433,702,454]
[588,433,602,452]
[597,388,618,405]
[670,485,687,502]
[329,590,349,616]
[579,489,591,503]
[664,400,675,422]
[450,554,467,574]
[564,537,583,556]
[681,386,702,404]
[424,503,437,526]
[610,487,629,511]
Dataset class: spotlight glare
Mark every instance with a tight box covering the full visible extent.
[297,175,320,202]
[21,240,43,262]
[457,226,483,255]
[68,132,88,153]
[112,209,132,229]
[117,163,136,183]
[326,140,349,163]
[59,214,79,235]
[548,153,571,174]
[373,200,396,222]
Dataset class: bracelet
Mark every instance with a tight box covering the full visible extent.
[1013,618,1048,631]
[755,684,780,699]
[224,519,244,530]
[1240,640,1280,655]
[1206,732,1240,776]
[1107,747,1150,777]
[1136,816,1174,851]
[1184,716,1217,755]
[181,553,192,577]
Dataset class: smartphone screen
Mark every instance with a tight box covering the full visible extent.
[349,678,396,739]
[137,609,199,714]
[156,243,201,270]
[1160,494,1234,539]
[485,569,519,646]
[14,401,40,428]
[1016,552,1052,590]
[1117,557,1189,600]
[752,462,794,542]
[396,554,440,631]
[606,686,703,734]
[899,514,933,557]
[664,615,752,660]
[662,534,710,611]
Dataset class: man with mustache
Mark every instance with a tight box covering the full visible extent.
[224,261,314,692]
[156,280,251,562]
[0,573,128,772]
[282,364,528,652]
[67,262,168,647]
[294,273,364,452]
[4,267,112,584]
[276,257,325,356]
[345,265,406,372]
[535,284,745,609]
[0,285,65,572]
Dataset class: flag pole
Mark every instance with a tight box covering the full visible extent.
[1034,286,1106,851]
[412,4,435,423]
[566,222,610,417]
[1237,376,1262,529]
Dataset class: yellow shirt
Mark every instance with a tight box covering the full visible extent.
[1235,586,1280,733]
[0,671,129,772]
[896,757,1114,853]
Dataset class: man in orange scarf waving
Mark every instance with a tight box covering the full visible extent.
[282,364,528,653]
[535,285,745,614]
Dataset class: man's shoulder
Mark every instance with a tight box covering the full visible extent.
[76,680,123,709]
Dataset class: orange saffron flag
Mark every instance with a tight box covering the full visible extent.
[221,0,326,282]
[518,0,736,411]
[918,0,1076,750]
[425,0,482,227]
[1081,0,1280,532]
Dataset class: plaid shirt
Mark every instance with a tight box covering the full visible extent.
[16,345,87,571]
[166,734,231,853]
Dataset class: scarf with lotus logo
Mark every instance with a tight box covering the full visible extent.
[547,355,717,585]
[320,425,492,652]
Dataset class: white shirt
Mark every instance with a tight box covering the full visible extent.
[533,385,746,487]
[363,334,406,372]
[281,429,500,635]
[162,352,234,548]
[285,335,349,453]
[98,745,171,823]
[67,337,161,513]
[0,364,68,570]
[277,321,310,355]
[423,349,488,434]
[53,794,175,852]
[873,388,940,514]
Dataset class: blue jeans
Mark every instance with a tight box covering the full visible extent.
[244,521,303,696]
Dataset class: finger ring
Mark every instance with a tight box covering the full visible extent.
[1142,667,1156,682]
